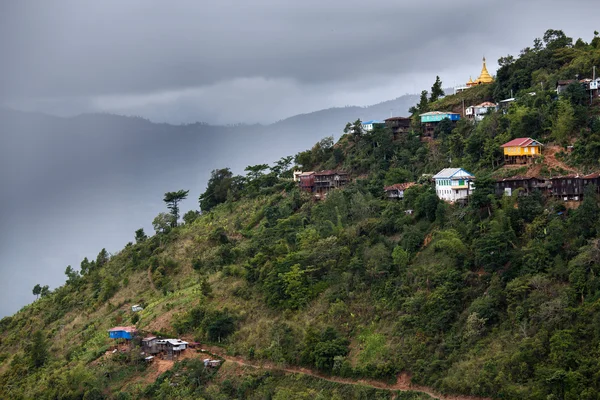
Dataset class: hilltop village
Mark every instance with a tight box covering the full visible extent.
[294,56,600,205]
[3,29,600,400]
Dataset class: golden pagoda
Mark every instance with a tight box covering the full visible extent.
[466,57,494,87]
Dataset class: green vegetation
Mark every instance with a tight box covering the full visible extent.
[3,29,600,399]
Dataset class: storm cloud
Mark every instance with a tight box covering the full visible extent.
[0,1,599,317]
[2,0,598,124]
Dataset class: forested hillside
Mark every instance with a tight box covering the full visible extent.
[2,29,600,400]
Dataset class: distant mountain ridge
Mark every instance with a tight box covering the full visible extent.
[0,92,418,319]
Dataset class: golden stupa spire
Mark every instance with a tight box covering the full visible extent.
[475,56,494,84]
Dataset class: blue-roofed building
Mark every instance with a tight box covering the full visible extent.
[362,120,386,132]
[419,111,460,140]
[108,326,137,340]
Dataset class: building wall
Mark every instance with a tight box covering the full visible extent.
[503,145,541,156]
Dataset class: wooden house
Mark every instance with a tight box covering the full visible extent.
[582,172,600,192]
[495,176,551,196]
[156,339,188,359]
[495,176,533,196]
[419,111,460,140]
[501,137,543,164]
[313,170,349,197]
[142,336,160,354]
[384,182,415,200]
[550,175,584,201]
[298,171,315,192]
[384,117,411,138]
[433,168,475,203]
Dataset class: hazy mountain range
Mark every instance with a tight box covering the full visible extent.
[0,93,418,317]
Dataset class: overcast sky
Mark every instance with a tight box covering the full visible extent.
[1,0,598,125]
[1,0,599,318]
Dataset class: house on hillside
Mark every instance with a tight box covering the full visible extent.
[298,171,315,192]
[362,120,386,132]
[384,117,411,138]
[298,170,349,198]
[501,137,543,165]
[557,78,600,97]
[551,175,584,201]
[433,168,475,203]
[494,176,550,196]
[108,326,137,340]
[384,182,415,200]
[465,102,497,122]
[156,339,188,359]
[313,170,349,197]
[142,336,160,354]
[419,111,460,141]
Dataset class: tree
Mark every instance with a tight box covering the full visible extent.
[40,285,50,297]
[32,284,42,299]
[27,330,48,369]
[96,248,109,268]
[153,212,176,234]
[199,168,238,212]
[65,265,80,286]
[417,90,429,112]
[430,76,445,103]
[134,228,147,244]
[163,189,189,227]
[182,210,200,225]
[272,156,294,178]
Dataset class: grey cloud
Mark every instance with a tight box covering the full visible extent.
[2,0,599,122]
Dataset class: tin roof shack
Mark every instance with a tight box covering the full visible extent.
[313,170,349,198]
[384,117,411,139]
[142,336,160,355]
[108,326,137,340]
[419,111,460,141]
[298,171,315,193]
[384,182,415,200]
[156,339,188,360]
[551,175,584,201]
[203,358,222,368]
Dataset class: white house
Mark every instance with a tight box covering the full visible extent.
[361,120,385,132]
[433,168,475,203]
[465,102,497,122]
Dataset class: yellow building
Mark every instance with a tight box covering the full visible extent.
[466,57,494,87]
[501,137,543,164]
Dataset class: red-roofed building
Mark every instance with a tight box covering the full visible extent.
[384,182,416,199]
[501,137,543,164]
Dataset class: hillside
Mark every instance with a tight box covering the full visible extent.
[0,92,417,319]
[3,29,600,400]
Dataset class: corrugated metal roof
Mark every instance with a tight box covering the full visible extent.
[108,326,137,333]
[384,182,416,191]
[419,111,460,117]
[384,117,410,121]
[501,137,543,148]
[433,168,474,179]
[362,120,385,124]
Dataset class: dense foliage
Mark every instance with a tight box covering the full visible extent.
[2,29,600,400]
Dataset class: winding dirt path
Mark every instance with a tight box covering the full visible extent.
[199,345,491,400]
